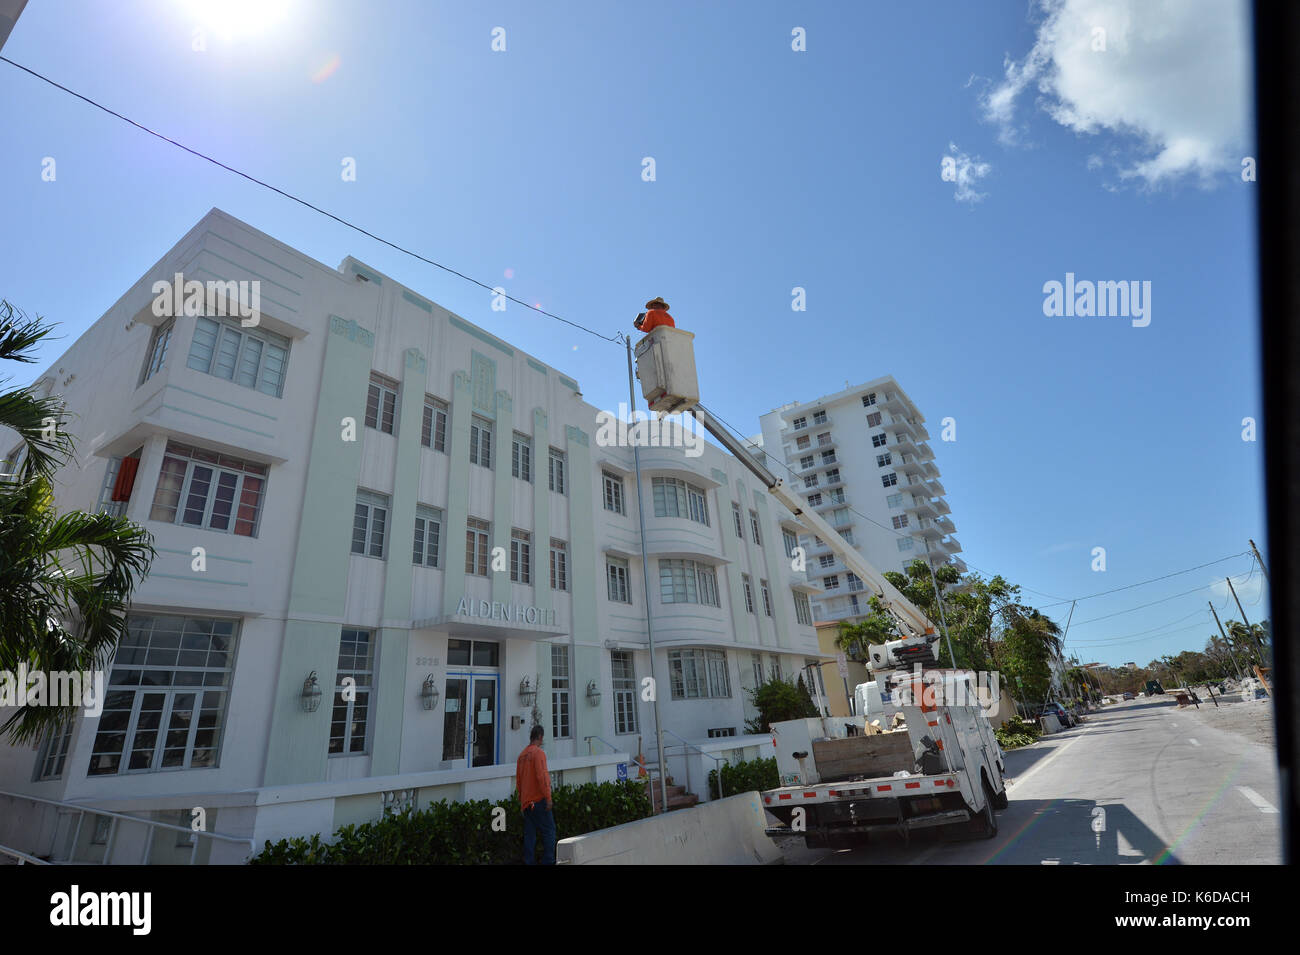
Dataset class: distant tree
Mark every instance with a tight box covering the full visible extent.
[744,675,819,734]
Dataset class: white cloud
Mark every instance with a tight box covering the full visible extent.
[943,143,992,203]
[980,0,1251,187]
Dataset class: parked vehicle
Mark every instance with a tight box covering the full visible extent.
[1122,691,1135,700]
[1037,701,1076,727]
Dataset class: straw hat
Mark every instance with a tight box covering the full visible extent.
[645,296,670,310]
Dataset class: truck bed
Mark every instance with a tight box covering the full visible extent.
[810,731,913,782]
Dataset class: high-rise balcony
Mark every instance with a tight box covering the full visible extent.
[895,457,925,476]
[893,434,918,456]
[916,442,935,462]
[934,516,956,535]
[922,461,940,479]
[938,536,963,555]
[883,417,915,440]
[912,518,943,540]
[932,498,951,516]
[904,497,937,519]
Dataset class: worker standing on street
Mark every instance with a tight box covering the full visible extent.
[516,725,555,865]
[633,296,675,334]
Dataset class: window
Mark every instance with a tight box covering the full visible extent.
[819,554,835,569]
[413,505,442,566]
[892,514,909,529]
[707,727,737,738]
[612,651,639,734]
[469,417,493,469]
[866,411,882,427]
[364,373,399,434]
[812,410,827,425]
[548,448,566,494]
[36,717,76,781]
[799,455,814,470]
[898,537,914,552]
[751,653,765,687]
[421,396,448,451]
[793,591,813,626]
[465,517,490,575]
[792,416,807,430]
[877,453,892,467]
[330,629,374,755]
[97,449,142,517]
[783,529,797,558]
[872,432,888,448]
[351,490,389,558]
[761,580,773,616]
[749,510,762,546]
[659,559,720,607]
[886,492,904,508]
[842,528,855,545]
[87,614,237,775]
[769,655,783,681]
[651,477,709,525]
[824,468,840,484]
[828,488,846,504]
[862,393,877,407]
[150,441,267,536]
[512,433,532,482]
[668,649,731,699]
[824,574,840,590]
[551,645,571,740]
[831,507,850,526]
[807,492,823,507]
[817,431,832,446]
[742,574,755,613]
[847,572,864,592]
[187,316,290,397]
[141,319,173,384]
[732,502,744,538]
[510,529,531,584]
[603,471,626,514]
[821,450,837,465]
[606,557,631,603]
[549,539,568,591]
[881,472,898,488]
[803,474,818,489]
[795,435,811,450]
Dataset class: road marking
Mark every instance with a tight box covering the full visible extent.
[1236,786,1279,814]
[1188,738,1200,747]
[1006,721,1096,791]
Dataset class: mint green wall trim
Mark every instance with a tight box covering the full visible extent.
[264,314,373,785]
[489,391,514,606]
[165,384,279,420]
[470,351,496,417]
[442,370,473,616]
[146,572,247,586]
[382,349,427,622]
[526,357,547,375]
[558,375,579,393]
[711,468,728,485]
[449,315,514,356]
[209,230,306,280]
[264,620,344,786]
[156,547,253,564]
[351,263,383,285]
[159,404,276,440]
[401,289,434,313]
[531,408,551,614]
[370,628,410,775]
[563,426,600,743]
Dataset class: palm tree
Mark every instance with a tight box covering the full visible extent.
[0,300,155,743]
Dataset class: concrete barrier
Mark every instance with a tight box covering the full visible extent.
[557,791,783,865]
[1039,714,1062,734]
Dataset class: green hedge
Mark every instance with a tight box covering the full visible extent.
[995,716,1042,751]
[249,779,652,865]
[707,756,779,801]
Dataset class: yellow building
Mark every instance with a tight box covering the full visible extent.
[815,622,871,717]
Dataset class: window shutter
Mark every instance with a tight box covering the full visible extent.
[111,456,140,502]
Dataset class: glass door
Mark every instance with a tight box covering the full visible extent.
[469,676,498,768]
[442,677,468,762]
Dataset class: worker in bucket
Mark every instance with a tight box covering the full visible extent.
[633,296,675,334]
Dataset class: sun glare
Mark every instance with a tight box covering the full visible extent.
[184,0,293,41]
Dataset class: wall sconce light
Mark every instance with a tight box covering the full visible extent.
[586,680,601,707]
[519,676,537,707]
[301,671,322,713]
[421,674,440,711]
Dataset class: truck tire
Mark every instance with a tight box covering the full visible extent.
[992,770,1009,809]
[968,778,999,839]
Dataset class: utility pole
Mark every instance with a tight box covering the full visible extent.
[1052,600,1077,703]
[922,538,956,670]
[1225,576,1266,659]
[1209,601,1244,680]
[1249,538,1269,583]
[624,337,669,815]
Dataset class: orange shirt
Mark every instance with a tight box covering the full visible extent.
[516,743,551,810]
[639,309,675,333]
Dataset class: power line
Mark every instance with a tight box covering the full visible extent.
[1067,567,1255,628]
[0,55,621,346]
[1034,552,1251,608]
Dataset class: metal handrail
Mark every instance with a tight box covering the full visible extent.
[583,734,622,755]
[0,844,50,865]
[0,789,254,865]
[661,730,727,799]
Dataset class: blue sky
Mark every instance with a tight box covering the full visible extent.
[0,0,1265,666]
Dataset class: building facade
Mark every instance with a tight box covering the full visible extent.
[0,209,823,859]
[757,381,965,628]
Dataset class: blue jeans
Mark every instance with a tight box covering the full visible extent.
[523,802,556,865]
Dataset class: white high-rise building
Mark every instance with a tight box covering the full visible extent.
[757,379,965,627]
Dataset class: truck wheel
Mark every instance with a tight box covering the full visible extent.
[992,772,1009,810]
[968,779,999,839]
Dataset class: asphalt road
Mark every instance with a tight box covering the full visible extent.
[779,697,1282,865]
